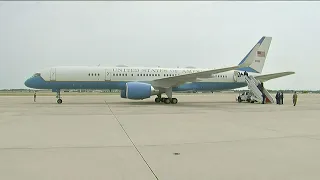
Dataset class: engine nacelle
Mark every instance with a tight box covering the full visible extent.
[120,82,159,100]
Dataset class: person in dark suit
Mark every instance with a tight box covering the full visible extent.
[280,91,284,104]
[262,93,266,104]
[276,91,280,104]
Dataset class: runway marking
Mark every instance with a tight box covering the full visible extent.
[105,100,159,180]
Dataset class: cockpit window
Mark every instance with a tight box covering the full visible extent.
[32,73,41,77]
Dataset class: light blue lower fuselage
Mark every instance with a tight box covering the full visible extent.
[25,76,247,92]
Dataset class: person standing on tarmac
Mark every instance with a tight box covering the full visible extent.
[293,91,298,106]
[275,91,279,104]
[33,92,37,102]
[280,91,284,105]
[262,93,266,104]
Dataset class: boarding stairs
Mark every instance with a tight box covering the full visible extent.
[244,75,274,104]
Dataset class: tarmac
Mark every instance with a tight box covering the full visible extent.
[0,93,320,180]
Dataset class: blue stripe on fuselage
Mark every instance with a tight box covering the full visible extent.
[24,76,247,92]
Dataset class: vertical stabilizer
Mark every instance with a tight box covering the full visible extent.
[238,36,272,73]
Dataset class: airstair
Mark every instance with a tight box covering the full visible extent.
[244,75,274,104]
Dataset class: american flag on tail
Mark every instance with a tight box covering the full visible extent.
[257,51,265,57]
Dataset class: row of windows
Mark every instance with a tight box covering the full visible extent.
[113,73,179,77]
[213,75,228,78]
[88,73,100,76]
[88,73,228,78]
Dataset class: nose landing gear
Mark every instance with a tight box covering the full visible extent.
[56,90,63,104]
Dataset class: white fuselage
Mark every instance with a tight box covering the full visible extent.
[38,66,255,83]
[24,66,256,92]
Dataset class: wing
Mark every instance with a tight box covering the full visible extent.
[255,71,295,82]
[151,37,261,88]
[151,65,241,88]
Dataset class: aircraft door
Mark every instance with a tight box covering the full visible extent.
[233,71,239,82]
[50,68,56,81]
[105,69,111,81]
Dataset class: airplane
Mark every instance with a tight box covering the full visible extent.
[24,36,295,104]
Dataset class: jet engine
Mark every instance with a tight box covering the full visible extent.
[120,82,159,100]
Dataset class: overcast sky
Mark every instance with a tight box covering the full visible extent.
[0,1,319,90]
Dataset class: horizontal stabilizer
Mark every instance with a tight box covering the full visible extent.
[255,71,295,82]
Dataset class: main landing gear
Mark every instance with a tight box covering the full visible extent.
[155,97,178,104]
[154,87,178,104]
[56,90,63,104]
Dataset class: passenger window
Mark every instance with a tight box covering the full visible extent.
[88,73,90,76]
[131,74,133,76]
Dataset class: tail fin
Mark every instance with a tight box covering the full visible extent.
[237,36,272,74]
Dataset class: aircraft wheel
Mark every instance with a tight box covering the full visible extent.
[155,97,161,103]
[164,98,171,104]
[171,98,178,104]
[57,99,63,104]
